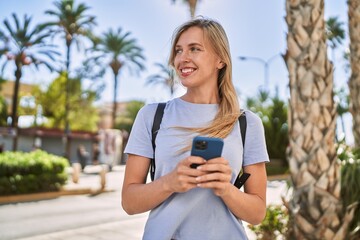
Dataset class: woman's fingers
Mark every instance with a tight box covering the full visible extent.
[169,156,207,193]
[170,156,233,196]
[196,158,231,175]
[184,156,206,168]
[196,171,231,183]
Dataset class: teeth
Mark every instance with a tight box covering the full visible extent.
[181,68,194,73]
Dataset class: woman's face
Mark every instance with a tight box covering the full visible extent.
[173,26,223,89]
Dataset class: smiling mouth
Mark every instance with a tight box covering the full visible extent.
[181,68,195,73]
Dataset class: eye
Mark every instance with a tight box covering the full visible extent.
[175,48,182,54]
[190,47,200,52]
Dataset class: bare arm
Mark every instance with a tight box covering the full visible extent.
[220,163,267,224]
[196,161,267,224]
[121,154,207,215]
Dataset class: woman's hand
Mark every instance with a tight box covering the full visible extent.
[163,156,207,193]
[194,157,233,196]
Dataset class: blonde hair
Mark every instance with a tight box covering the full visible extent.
[169,17,241,139]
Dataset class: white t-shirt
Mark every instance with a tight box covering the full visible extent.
[125,97,269,240]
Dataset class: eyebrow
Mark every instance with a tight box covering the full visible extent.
[175,42,203,48]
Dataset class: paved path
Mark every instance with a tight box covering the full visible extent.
[0,166,288,240]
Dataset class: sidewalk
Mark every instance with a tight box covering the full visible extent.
[16,213,149,240]
[1,166,289,240]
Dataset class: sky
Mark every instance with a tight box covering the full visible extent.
[0,0,353,143]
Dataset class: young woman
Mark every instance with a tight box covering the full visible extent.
[122,17,269,240]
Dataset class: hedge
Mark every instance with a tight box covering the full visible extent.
[0,150,69,196]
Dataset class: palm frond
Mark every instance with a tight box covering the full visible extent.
[12,13,20,32]
[3,18,15,37]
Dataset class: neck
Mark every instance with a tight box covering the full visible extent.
[181,90,219,104]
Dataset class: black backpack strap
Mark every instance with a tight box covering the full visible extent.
[239,112,247,148]
[234,111,251,189]
[150,102,166,181]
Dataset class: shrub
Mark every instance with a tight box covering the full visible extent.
[246,88,289,174]
[0,150,69,195]
[248,204,289,240]
[337,143,360,239]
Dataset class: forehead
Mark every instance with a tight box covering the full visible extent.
[176,26,207,46]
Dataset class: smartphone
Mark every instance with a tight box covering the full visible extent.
[190,136,224,168]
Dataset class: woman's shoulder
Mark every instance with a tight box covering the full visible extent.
[242,109,263,126]
[141,102,159,111]
[136,100,176,120]
[142,99,180,111]
[138,102,162,116]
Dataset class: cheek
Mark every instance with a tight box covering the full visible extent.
[173,59,182,74]
[173,57,180,68]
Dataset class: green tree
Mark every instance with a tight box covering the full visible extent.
[0,13,59,150]
[41,0,96,155]
[0,96,7,126]
[88,27,145,128]
[115,100,145,133]
[35,72,98,131]
[246,88,288,164]
[0,78,7,126]
[325,16,345,62]
[146,62,176,97]
[337,142,360,239]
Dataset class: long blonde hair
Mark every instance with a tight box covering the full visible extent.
[169,17,241,139]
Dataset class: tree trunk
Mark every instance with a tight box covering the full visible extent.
[64,41,71,160]
[284,0,353,239]
[348,0,360,148]
[112,72,119,129]
[11,63,22,151]
[188,0,198,18]
[110,58,121,129]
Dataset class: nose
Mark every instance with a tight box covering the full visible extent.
[178,51,190,63]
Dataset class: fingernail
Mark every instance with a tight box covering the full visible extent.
[197,166,202,170]
[196,177,201,181]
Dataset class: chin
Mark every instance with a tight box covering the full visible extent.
[180,80,191,88]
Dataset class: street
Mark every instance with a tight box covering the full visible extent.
[0,166,288,240]
[0,168,148,240]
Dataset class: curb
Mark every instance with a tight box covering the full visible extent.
[0,187,115,205]
[0,165,125,205]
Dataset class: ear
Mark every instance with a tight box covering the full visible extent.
[217,61,225,69]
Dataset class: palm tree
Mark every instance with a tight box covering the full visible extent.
[325,17,347,142]
[325,16,345,62]
[0,13,59,150]
[0,30,8,57]
[88,27,145,127]
[348,0,360,148]
[284,1,354,239]
[0,78,8,126]
[246,88,288,164]
[172,0,199,18]
[41,0,96,157]
[146,62,176,97]
[116,100,145,133]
